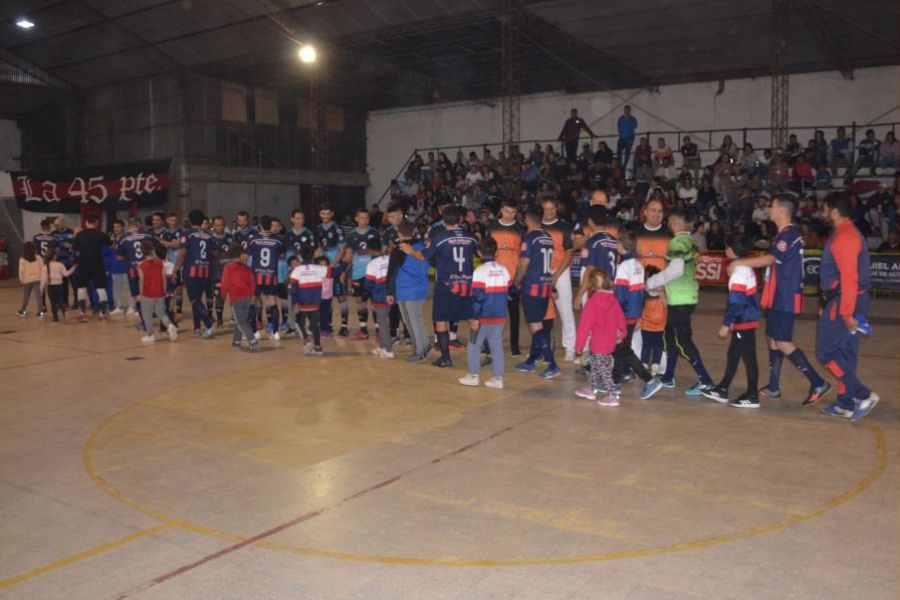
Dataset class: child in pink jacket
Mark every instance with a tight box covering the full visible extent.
[575,266,627,406]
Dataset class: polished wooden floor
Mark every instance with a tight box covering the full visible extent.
[0,282,897,599]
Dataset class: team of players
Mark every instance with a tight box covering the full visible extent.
[32,192,879,421]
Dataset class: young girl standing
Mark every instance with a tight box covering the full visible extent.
[41,248,76,322]
[18,242,45,318]
[574,267,627,406]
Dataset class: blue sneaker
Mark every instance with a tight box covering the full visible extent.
[516,361,536,373]
[640,377,664,400]
[854,313,872,336]
[659,377,676,389]
[851,393,880,422]
[684,381,712,397]
[821,401,852,419]
[539,365,561,379]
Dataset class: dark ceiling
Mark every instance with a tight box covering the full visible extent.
[0,0,897,117]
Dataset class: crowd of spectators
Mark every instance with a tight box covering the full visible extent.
[382,109,900,254]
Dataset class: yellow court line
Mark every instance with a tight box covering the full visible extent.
[0,522,173,590]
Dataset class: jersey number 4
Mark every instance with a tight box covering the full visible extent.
[452,246,466,273]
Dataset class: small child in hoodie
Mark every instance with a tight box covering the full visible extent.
[574,266,627,406]
[701,235,761,408]
[41,248,76,322]
[640,265,667,375]
[364,238,393,358]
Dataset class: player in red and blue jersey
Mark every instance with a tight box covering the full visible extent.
[174,209,215,338]
[117,217,157,330]
[728,196,829,405]
[315,204,348,335]
[401,205,478,368]
[344,207,381,340]
[232,211,258,250]
[33,219,58,258]
[159,212,185,317]
[513,207,558,379]
[246,215,285,340]
[208,216,233,327]
[815,194,879,421]
[576,206,620,308]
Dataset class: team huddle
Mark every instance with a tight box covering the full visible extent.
[20,191,879,421]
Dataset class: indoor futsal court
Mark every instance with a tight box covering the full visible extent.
[1,1,899,599]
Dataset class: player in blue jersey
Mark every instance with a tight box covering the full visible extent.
[208,216,233,327]
[284,209,316,260]
[174,209,216,338]
[246,215,285,341]
[575,206,620,308]
[426,200,465,349]
[160,212,184,318]
[232,211,258,250]
[52,216,76,307]
[33,218,58,258]
[727,195,830,405]
[514,206,560,379]
[344,207,381,340]
[315,204,348,336]
[117,217,157,330]
[401,205,479,368]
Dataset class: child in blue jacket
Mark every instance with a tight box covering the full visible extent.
[702,234,761,408]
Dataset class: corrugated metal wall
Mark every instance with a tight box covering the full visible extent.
[206,182,300,224]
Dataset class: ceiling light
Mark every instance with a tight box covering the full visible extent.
[298,45,317,64]
[16,18,35,30]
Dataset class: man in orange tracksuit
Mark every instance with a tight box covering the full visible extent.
[816,194,878,421]
[488,198,523,356]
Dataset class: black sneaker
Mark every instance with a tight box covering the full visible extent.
[510,348,521,357]
[730,392,760,409]
[700,385,729,403]
[337,327,349,337]
[432,358,452,368]
[449,339,465,350]
[802,381,831,406]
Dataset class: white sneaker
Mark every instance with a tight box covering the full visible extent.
[380,350,395,359]
[485,377,504,389]
[125,307,137,316]
[167,324,178,342]
[254,330,261,341]
[371,347,385,357]
[201,326,215,339]
[458,374,480,386]
[109,308,124,316]
[141,335,156,343]
[269,330,280,341]
[565,350,577,363]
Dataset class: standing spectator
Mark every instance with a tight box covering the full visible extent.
[558,108,595,162]
[17,241,45,318]
[52,216,76,308]
[616,105,638,169]
[829,126,854,172]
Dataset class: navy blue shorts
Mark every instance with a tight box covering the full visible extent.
[127,270,140,298]
[432,283,472,323]
[765,309,795,342]
[184,276,210,302]
[351,277,366,298]
[521,294,550,324]
[256,283,279,296]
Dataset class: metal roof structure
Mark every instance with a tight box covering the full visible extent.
[1,0,897,116]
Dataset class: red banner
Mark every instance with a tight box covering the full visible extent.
[695,251,730,285]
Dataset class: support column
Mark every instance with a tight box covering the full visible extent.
[770,0,790,151]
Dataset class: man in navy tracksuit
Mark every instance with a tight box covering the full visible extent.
[816,194,879,421]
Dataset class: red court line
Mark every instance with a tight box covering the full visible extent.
[113,405,555,599]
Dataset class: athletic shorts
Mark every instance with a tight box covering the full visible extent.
[765,309,795,342]
[277,283,288,300]
[432,283,472,323]
[521,293,550,324]
[76,267,106,290]
[351,277,366,298]
[184,276,210,302]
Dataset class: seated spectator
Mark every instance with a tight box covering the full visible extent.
[696,179,717,215]
[453,151,468,176]
[633,137,652,170]
[677,178,698,204]
[751,197,770,224]
[739,143,758,174]
[791,155,815,193]
[879,131,900,169]
[807,130,828,166]
[655,157,678,187]
[594,140,613,165]
[758,148,773,176]
[768,153,791,190]
[719,135,739,159]
[815,163,833,189]
[680,136,701,176]
[801,220,823,249]
[652,137,673,168]
[850,193,872,235]
[608,158,624,182]
[848,129,880,179]
[829,126,853,172]
[635,162,653,185]
[692,218,708,251]
[877,229,900,252]
[482,148,497,169]
[713,153,738,194]
[800,196,820,220]
[706,221,726,251]
[785,133,803,166]
[588,158,608,188]
[465,164,485,188]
